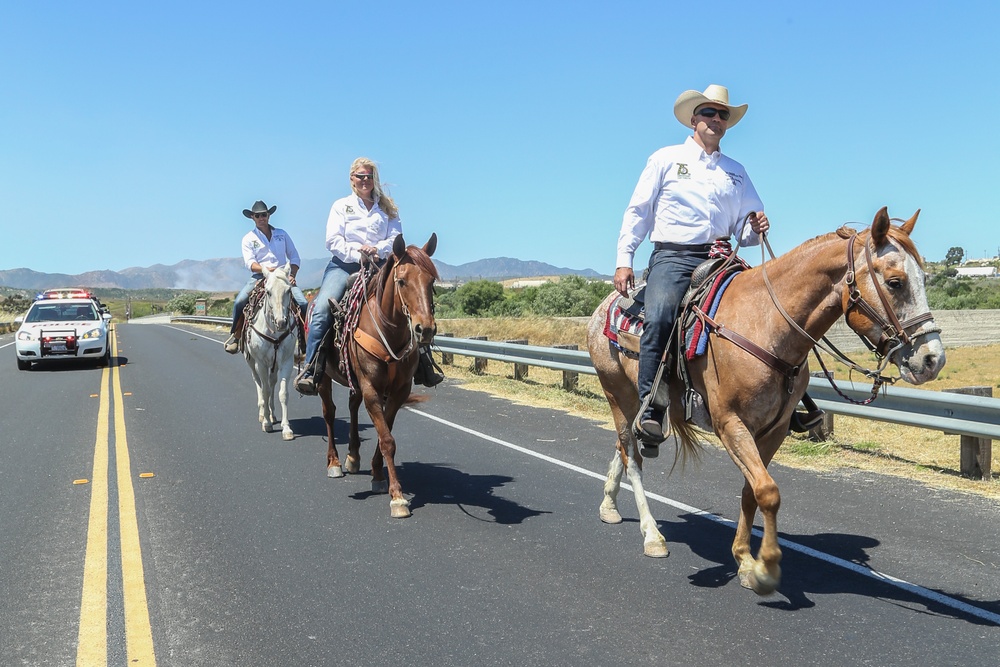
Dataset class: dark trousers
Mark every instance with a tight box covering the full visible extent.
[637,246,711,416]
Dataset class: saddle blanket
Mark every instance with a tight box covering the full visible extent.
[602,269,740,360]
[603,294,644,356]
[683,271,738,360]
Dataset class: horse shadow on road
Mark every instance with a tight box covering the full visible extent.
[656,513,999,626]
[348,461,551,525]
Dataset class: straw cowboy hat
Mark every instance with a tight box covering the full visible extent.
[673,84,748,128]
[243,200,277,218]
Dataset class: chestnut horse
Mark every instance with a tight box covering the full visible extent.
[586,208,945,595]
[317,233,438,518]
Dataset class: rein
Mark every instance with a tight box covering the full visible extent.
[363,263,415,363]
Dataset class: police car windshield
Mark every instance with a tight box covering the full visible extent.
[26,303,98,322]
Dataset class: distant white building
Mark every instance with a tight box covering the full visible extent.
[956,266,998,278]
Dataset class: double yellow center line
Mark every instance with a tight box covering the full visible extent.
[77,327,156,666]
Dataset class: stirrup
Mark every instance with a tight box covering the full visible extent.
[789,409,825,433]
[413,347,445,387]
[295,369,318,396]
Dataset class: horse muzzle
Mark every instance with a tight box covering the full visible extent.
[412,321,436,346]
[894,330,946,385]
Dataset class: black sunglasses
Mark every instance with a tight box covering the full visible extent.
[696,107,731,121]
[253,212,269,219]
[353,173,374,181]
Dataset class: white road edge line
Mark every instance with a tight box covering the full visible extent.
[408,406,1000,625]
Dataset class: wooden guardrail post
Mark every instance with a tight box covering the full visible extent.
[438,332,454,365]
[944,386,993,480]
[553,344,579,391]
[505,339,529,381]
[470,336,488,374]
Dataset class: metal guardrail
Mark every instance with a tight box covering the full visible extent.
[164,317,998,442]
[432,336,1000,441]
[171,315,231,325]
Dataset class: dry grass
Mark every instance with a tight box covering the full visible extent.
[436,318,1000,500]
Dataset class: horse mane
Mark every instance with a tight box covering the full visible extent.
[835,223,924,269]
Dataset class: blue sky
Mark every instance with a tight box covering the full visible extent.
[3,1,997,280]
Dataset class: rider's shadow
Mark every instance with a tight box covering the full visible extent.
[351,461,551,525]
[663,513,999,624]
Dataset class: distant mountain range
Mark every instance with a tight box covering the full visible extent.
[0,257,607,293]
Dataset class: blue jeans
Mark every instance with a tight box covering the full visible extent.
[638,246,711,417]
[231,273,308,333]
[305,257,361,363]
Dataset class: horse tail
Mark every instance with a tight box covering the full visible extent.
[666,413,704,473]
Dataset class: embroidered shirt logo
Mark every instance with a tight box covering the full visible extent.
[251,241,261,251]
[677,163,691,179]
[725,171,743,187]
[345,205,355,214]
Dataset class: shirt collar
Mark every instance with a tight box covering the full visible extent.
[683,136,723,167]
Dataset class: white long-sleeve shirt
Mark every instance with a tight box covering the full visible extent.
[616,136,764,268]
[325,194,402,263]
[241,226,301,272]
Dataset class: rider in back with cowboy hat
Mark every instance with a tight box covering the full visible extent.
[225,200,309,353]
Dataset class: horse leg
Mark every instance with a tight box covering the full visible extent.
[277,365,294,441]
[721,421,783,595]
[319,377,343,478]
[596,372,668,557]
[344,390,363,475]
[250,362,272,432]
[363,386,409,518]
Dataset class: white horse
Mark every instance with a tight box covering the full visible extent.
[244,264,297,440]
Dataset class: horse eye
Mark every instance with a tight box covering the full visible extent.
[886,277,903,289]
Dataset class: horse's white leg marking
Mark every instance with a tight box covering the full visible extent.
[599,447,625,524]
[622,448,669,558]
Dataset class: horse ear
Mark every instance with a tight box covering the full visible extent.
[393,234,406,260]
[871,206,890,246]
[900,209,920,236]
[423,233,437,258]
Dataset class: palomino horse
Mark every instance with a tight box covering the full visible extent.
[587,208,945,595]
[318,234,438,518]
[244,264,298,441]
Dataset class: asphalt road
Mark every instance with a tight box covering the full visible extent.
[1,320,998,667]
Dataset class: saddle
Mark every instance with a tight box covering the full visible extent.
[603,254,749,360]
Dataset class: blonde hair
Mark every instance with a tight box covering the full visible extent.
[349,157,398,219]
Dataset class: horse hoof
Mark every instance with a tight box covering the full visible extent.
[643,537,669,558]
[599,506,623,524]
[344,457,360,475]
[328,465,344,478]
[372,479,389,494]
[390,498,411,518]
[262,423,272,433]
[749,562,781,597]
[282,430,294,441]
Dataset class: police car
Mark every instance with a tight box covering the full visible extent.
[14,288,112,370]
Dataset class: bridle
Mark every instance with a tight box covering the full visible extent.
[759,224,939,405]
[843,233,936,360]
[247,273,296,372]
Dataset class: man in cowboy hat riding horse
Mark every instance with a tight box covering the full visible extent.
[613,84,822,457]
[225,200,309,354]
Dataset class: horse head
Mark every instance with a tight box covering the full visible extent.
[387,233,439,346]
[263,263,293,332]
[841,207,945,384]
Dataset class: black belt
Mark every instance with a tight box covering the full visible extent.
[654,242,714,252]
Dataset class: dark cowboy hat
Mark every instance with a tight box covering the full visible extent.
[243,200,277,219]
